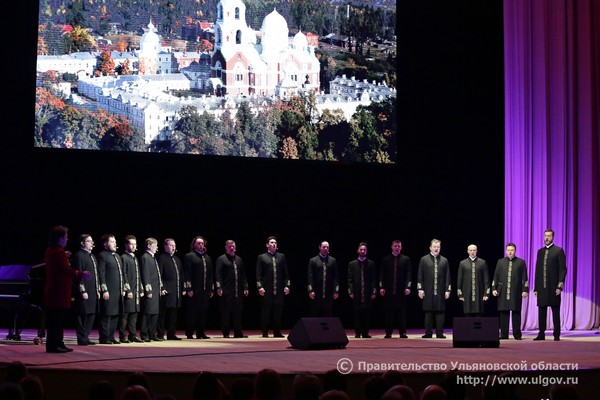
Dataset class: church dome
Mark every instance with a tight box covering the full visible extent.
[260,8,289,57]
[293,30,308,51]
[140,21,160,53]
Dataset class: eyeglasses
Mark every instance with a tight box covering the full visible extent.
[84,240,94,243]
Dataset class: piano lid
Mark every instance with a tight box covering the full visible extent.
[0,265,31,282]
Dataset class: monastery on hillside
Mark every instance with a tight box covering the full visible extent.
[208,0,321,97]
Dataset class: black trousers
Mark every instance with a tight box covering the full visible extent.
[45,308,68,350]
[538,305,561,338]
[141,313,159,339]
[499,310,522,339]
[119,312,138,339]
[424,311,445,335]
[260,297,284,335]
[220,297,244,336]
[76,312,96,343]
[186,305,209,337]
[158,306,178,338]
[384,304,407,335]
[353,305,372,335]
[99,314,119,341]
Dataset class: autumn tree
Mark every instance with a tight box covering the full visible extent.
[37,26,49,55]
[95,50,116,76]
[280,137,299,159]
[115,40,128,52]
[65,25,96,53]
[115,58,133,76]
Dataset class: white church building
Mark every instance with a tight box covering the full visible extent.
[209,0,321,97]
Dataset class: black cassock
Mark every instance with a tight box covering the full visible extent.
[157,253,183,308]
[307,255,339,298]
[71,249,99,314]
[379,253,412,307]
[456,257,490,314]
[417,254,451,311]
[534,245,567,307]
[97,250,124,316]
[347,259,377,308]
[140,252,162,315]
[121,253,141,313]
[256,252,290,304]
[215,254,248,310]
[492,256,529,311]
[183,251,214,309]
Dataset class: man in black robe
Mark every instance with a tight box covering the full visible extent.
[119,235,143,343]
[348,242,377,338]
[533,229,567,341]
[157,238,183,340]
[183,236,214,339]
[140,237,164,342]
[72,234,99,346]
[492,242,529,340]
[216,240,249,338]
[97,234,125,344]
[379,239,412,338]
[457,244,490,317]
[307,241,339,317]
[256,236,290,338]
[417,239,451,338]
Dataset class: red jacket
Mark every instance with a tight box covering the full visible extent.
[44,246,81,309]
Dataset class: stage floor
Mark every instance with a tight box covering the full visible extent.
[2,328,599,400]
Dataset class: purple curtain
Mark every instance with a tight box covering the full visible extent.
[504,0,600,330]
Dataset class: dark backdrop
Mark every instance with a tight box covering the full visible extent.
[1,1,504,330]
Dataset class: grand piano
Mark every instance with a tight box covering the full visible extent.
[0,263,45,341]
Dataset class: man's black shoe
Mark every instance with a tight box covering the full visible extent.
[422,334,433,338]
[533,335,545,341]
[436,334,447,339]
[399,334,408,339]
[384,334,392,339]
[167,336,182,340]
[47,347,70,353]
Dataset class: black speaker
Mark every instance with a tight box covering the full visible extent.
[288,317,349,350]
[452,317,500,348]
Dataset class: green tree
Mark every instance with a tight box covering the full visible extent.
[65,0,90,29]
[344,106,391,163]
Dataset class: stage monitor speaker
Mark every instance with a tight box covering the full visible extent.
[452,317,500,348]
[288,317,349,350]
